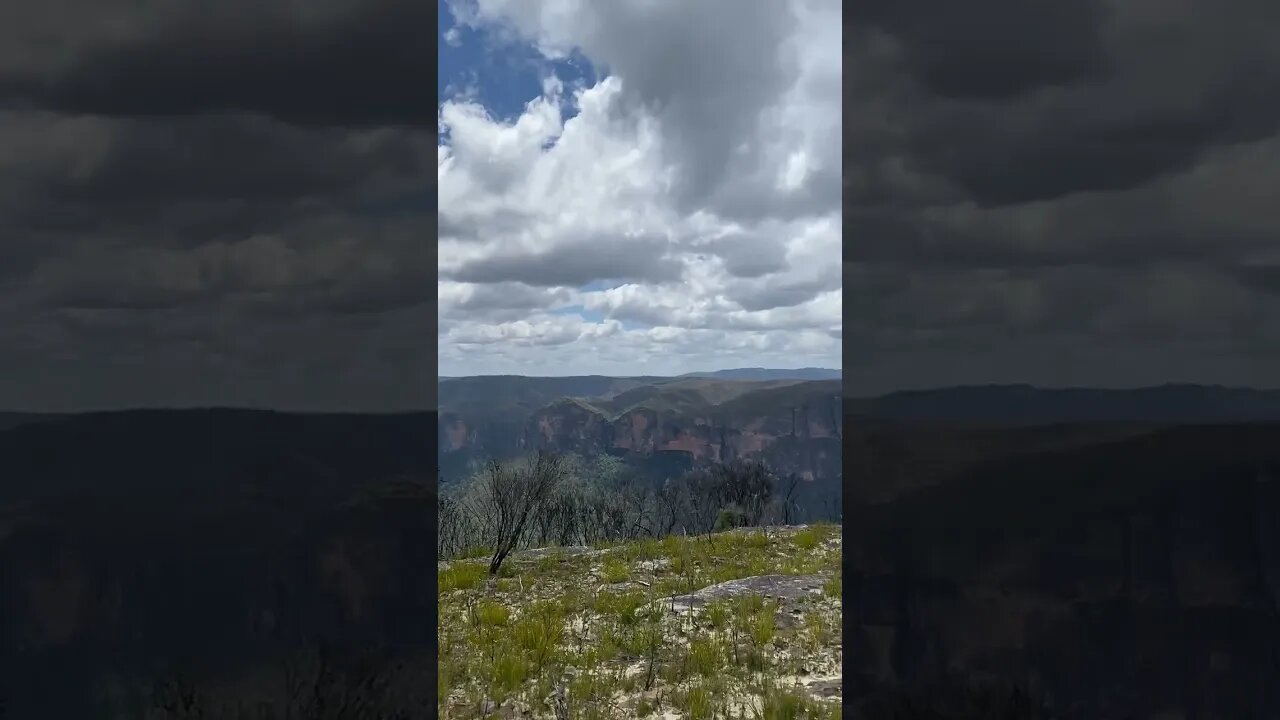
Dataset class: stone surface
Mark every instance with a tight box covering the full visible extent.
[658,574,826,613]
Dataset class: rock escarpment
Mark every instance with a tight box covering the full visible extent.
[440,378,843,483]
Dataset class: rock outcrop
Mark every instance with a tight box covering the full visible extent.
[440,377,843,485]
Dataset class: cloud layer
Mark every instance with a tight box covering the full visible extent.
[0,0,434,411]
[438,0,842,376]
[847,0,1280,393]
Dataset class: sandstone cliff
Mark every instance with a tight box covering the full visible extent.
[439,377,843,484]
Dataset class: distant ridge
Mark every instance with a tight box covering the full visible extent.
[437,375,841,484]
[0,412,59,431]
[679,367,841,381]
[440,368,841,382]
[0,408,435,506]
[849,383,1280,424]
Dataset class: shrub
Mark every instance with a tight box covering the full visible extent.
[472,601,509,628]
[439,563,486,592]
[793,527,820,551]
[716,506,749,531]
[676,685,715,720]
[601,557,631,583]
[489,654,527,698]
[687,636,723,677]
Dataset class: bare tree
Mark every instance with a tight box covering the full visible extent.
[437,494,472,560]
[711,459,774,526]
[620,478,655,538]
[577,495,605,545]
[533,491,561,546]
[553,492,581,546]
[681,468,721,536]
[578,491,628,545]
[655,478,686,536]
[777,472,802,525]
[477,452,569,575]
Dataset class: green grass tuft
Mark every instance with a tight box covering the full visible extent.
[600,556,631,583]
[472,600,509,628]
[439,562,486,592]
[687,635,724,677]
[793,527,820,550]
[437,525,842,718]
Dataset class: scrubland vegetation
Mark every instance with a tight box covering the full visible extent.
[439,523,843,719]
[437,452,843,719]
[437,452,822,571]
[127,452,844,719]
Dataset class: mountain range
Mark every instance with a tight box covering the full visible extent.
[4,380,1280,715]
[438,367,841,383]
[437,375,1280,715]
[841,385,1280,717]
[439,377,1280,487]
[437,372,844,486]
[850,383,1280,424]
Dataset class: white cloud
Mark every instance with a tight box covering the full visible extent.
[439,0,841,376]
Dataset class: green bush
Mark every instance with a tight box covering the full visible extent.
[715,506,749,531]
[439,563,486,592]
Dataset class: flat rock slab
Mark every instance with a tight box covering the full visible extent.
[722,525,813,536]
[802,678,841,699]
[661,574,827,612]
[439,544,607,570]
[635,557,670,573]
[513,545,599,560]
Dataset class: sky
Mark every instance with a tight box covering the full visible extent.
[437,0,843,377]
[0,0,435,411]
[3,0,1278,410]
[846,0,1280,395]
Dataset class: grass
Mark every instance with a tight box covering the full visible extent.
[675,684,715,720]
[439,562,486,592]
[823,568,841,600]
[687,636,723,677]
[752,682,841,720]
[601,556,631,583]
[472,601,510,628]
[793,527,820,551]
[747,602,777,646]
[490,655,527,698]
[438,523,842,719]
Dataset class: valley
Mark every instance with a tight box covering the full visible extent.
[843,385,1280,718]
[438,374,843,523]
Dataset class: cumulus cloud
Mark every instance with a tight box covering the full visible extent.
[438,0,842,376]
[0,0,439,411]
[845,0,1280,394]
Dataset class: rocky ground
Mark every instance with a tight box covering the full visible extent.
[438,525,843,719]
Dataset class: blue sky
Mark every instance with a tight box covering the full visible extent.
[436,7,638,350]
[437,1,843,377]
[550,304,607,323]
[438,2,593,130]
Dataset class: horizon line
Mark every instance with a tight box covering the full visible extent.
[438,367,842,379]
[8,381,1280,415]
